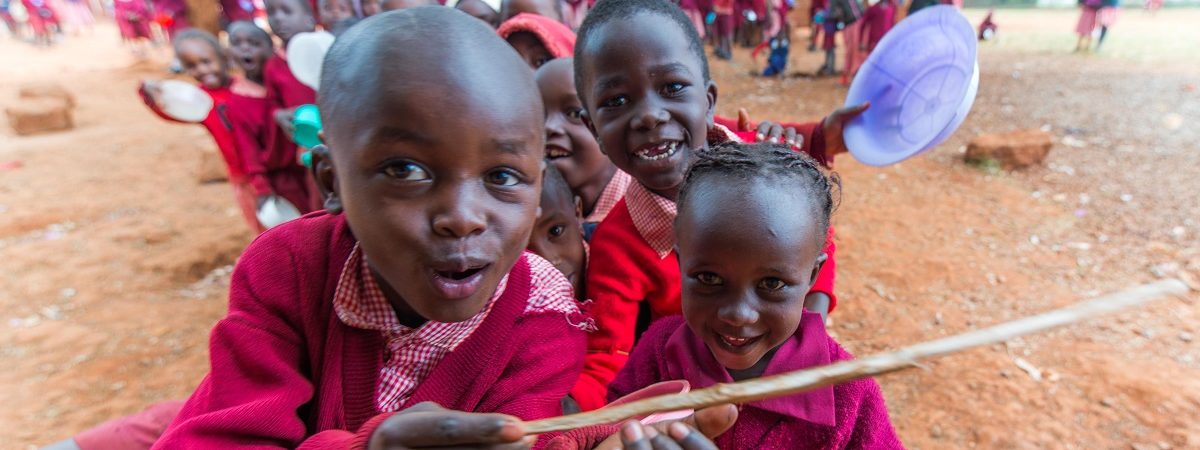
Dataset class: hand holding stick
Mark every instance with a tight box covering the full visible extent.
[525,279,1190,435]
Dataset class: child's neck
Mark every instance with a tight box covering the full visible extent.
[373,268,430,328]
[726,346,781,381]
[580,164,618,217]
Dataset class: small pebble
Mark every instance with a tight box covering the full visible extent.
[1100,397,1115,407]
[1180,332,1194,343]
[1120,193,1134,203]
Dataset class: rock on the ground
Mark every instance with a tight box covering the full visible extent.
[965,129,1054,170]
[18,82,76,108]
[5,98,74,136]
[195,148,229,184]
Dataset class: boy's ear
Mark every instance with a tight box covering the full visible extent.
[705,80,719,128]
[310,144,342,214]
[573,195,583,220]
[807,252,828,290]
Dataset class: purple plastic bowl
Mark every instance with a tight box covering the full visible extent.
[843,5,978,167]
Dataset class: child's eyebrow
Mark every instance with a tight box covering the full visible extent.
[646,62,694,78]
[495,139,534,156]
[369,126,431,146]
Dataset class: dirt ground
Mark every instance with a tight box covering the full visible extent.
[2,8,1198,449]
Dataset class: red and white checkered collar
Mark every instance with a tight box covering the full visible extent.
[333,244,505,348]
[621,124,742,259]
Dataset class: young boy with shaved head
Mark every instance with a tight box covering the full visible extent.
[153,8,594,448]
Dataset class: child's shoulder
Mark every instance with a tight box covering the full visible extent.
[241,211,353,270]
[521,251,584,318]
[644,315,687,344]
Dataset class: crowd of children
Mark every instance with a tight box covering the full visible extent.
[2,0,260,49]
[42,0,917,448]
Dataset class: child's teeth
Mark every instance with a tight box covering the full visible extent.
[636,142,679,161]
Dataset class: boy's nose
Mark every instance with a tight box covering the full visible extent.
[631,102,669,131]
[431,187,487,239]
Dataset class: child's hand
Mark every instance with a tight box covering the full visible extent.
[369,402,533,450]
[821,102,870,158]
[593,404,738,450]
[736,108,802,149]
[273,107,298,138]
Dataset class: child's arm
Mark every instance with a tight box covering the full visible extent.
[570,220,657,411]
[151,239,322,448]
[228,99,275,202]
[805,231,838,317]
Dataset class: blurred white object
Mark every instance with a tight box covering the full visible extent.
[158,80,214,123]
[256,195,302,229]
[287,31,336,91]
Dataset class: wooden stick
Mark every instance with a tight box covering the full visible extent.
[525,279,1190,434]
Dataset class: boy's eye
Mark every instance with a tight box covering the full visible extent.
[758,278,787,291]
[383,162,430,181]
[565,107,584,122]
[486,169,522,187]
[663,82,685,95]
[549,224,565,237]
[695,272,723,286]
[600,95,628,108]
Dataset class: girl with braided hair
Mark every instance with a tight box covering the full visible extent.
[550,142,902,449]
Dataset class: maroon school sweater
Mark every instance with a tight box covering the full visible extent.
[153,211,586,449]
[550,315,903,449]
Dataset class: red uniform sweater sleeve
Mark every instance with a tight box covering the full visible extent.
[714,115,831,167]
[571,209,657,411]
[228,96,273,196]
[812,229,838,312]
[153,236,330,449]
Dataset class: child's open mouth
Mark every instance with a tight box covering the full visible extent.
[429,264,490,300]
[715,332,763,353]
[633,141,680,161]
[546,145,572,159]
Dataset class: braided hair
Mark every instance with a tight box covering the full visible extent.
[677,142,840,247]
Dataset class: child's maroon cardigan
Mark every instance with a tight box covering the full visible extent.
[153,211,587,449]
[550,315,903,449]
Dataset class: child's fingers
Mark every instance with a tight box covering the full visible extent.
[687,404,738,438]
[784,127,798,148]
[620,421,653,450]
[667,423,719,450]
[372,410,526,448]
[644,425,685,450]
[835,101,871,121]
[737,107,752,131]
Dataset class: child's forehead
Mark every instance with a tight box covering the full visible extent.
[535,60,573,90]
[178,38,218,55]
[582,15,700,79]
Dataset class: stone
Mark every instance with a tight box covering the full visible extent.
[964,129,1054,170]
[195,148,229,184]
[5,98,74,136]
[18,82,76,108]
